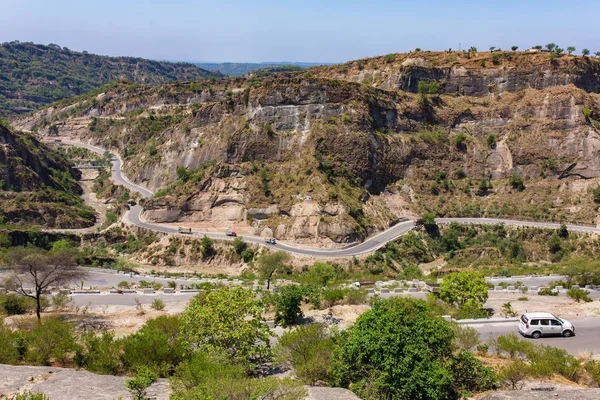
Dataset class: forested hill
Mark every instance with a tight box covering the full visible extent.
[0,41,222,118]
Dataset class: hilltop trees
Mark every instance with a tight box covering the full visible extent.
[582,48,590,56]
[567,46,576,55]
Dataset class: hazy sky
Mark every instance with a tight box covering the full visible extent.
[2,0,598,63]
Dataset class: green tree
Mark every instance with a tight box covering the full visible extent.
[548,233,562,254]
[567,46,576,54]
[333,297,495,399]
[176,165,191,182]
[439,271,488,308]
[181,287,271,369]
[274,284,305,326]
[558,224,569,238]
[275,324,334,385]
[417,80,440,95]
[257,251,291,290]
[487,133,497,148]
[582,48,590,56]
[546,43,557,51]
[567,288,592,303]
[301,262,337,287]
[511,46,519,51]
[593,185,600,203]
[199,235,214,260]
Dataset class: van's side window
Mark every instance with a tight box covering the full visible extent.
[551,319,561,326]
[540,319,550,326]
[530,319,540,325]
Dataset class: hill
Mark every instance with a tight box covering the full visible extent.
[194,62,329,76]
[0,41,222,118]
[14,50,600,244]
[0,119,95,228]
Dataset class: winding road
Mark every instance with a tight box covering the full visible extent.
[51,139,600,258]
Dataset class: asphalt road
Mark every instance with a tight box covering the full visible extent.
[49,140,600,258]
[470,317,600,356]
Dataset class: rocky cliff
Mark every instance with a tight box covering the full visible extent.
[15,51,600,242]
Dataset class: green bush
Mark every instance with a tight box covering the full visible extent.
[76,331,123,374]
[585,360,600,387]
[538,287,558,296]
[322,287,346,308]
[0,320,23,364]
[333,297,496,399]
[275,324,334,384]
[567,288,593,303]
[498,361,528,390]
[117,280,131,288]
[528,344,580,381]
[150,298,166,310]
[274,284,304,327]
[14,392,50,400]
[23,317,79,366]
[126,365,158,400]
[487,134,497,148]
[452,324,480,350]
[122,315,186,376]
[344,288,368,305]
[492,334,532,359]
[509,174,525,191]
[0,293,30,315]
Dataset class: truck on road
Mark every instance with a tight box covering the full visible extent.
[178,227,192,234]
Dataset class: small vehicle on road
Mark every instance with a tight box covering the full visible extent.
[225,229,237,237]
[519,312,575,338]
[178,227,192,234]
[265,238,276,245]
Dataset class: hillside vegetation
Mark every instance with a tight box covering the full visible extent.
[0,41,222,118]
[0,119,95,228]
[14,50,600,244]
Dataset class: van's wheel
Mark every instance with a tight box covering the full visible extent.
[532,331,542,339]
[563,330,573,338]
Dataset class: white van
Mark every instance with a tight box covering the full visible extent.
[518,312,575,338]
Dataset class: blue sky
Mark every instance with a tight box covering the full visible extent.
[2,0,598,63]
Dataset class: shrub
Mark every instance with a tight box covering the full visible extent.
[509,174,525,191]
[122,315,186,376]
[344,288,368,305]
[51,292,72,310]
[126,365,158,400]
[117,280,131,288]
[487,134,497,148]
[567,288,593,303]
[14,392,49,400]
[274,284,304,327]
[106,212,118,224]
[499,361,528,390]
[585,360,600,387]
[76,331,123,374]
[501,301,517,317]
[322,287,346,308]
[0,293,30,315]
[332,297,495,399]
[384,53,396,63]
[0,321,22,364]
[593,185,600,204]
[583,107,592,117]
[492,334,532,359]
[150,298,166,310]
[417,80,440,94]
[23,317,79,367]
[538,287,558,296]
[452,324,480,350]
[275,324,334,384]
[528,344,580,381]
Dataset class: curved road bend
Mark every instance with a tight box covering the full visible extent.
[52,140,600,258]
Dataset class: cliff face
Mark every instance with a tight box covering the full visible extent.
[0,122,95,228]
[16,53,600,242]
[311,51,600,96]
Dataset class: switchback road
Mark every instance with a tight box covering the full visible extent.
[50,140,600,258]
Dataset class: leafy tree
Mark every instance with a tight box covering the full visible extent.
[333,297,495,399]
[533,45,543,50]
[454,132,466,147]
[301,262,338,287]
[489,46,496,52]
[554,47,564,55]
[548,233,562,254]
[274,284,305,326]
[511,46,519,51]
[2,246,86,319]
[417,80,440,95]
[546,43,557,51]
[439,271,488,308]
[561,257,600,286]
[181,287,271,369]
[469,46,477,52]
[595,51,600,58]
[582,48,590,56]
[257,251,291,290]
[231,237,247,255]
[567,46,576,54]
[486,133,497,148]
[275,324,335,384]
